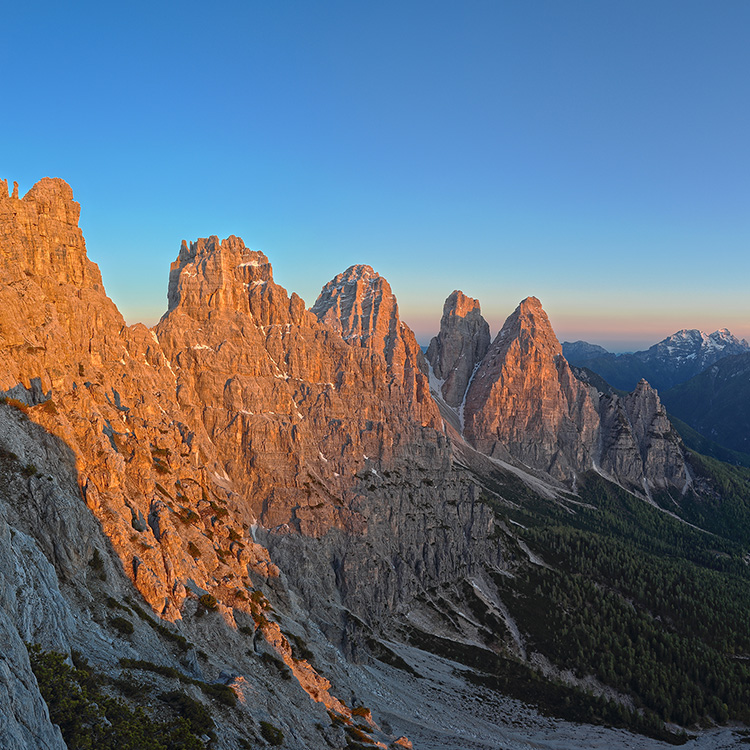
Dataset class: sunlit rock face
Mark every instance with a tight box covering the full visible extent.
[156,244,510,639]
[0,179,394,740]
[0,180,278,621]
[156,239,444,538]
[463,297,600,482]
[425,290,491,408]
[311,263,439,428]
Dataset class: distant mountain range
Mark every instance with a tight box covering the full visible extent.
[661,352,750,460]
[563,329,750,392]
[564,330,750,466]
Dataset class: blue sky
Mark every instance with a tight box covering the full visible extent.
[2,1,748,351]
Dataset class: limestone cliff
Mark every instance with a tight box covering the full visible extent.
[0,179,278,625]
[311,264,438,428]
[425,290,491,408]
[596,379,688,492]
[0,178,420,748]
[156,243,444,538]
[0,176,713,750]
[463,297,600,482]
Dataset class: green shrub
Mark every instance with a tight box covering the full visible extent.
[111,673,151,699]
[21,462,37,477]
[260,653,291,680]
[197,682,237,707]
[0,445,18,460]
[119,658,181,680]
[88,549,104,571]
[287,633,314,662]
[28,645,204,749]
[88,549,106,580]
[118,658,235,707]
[126,600,190,652]
[105,596,129,611]
[209,501,229,517]
[199,594,218,611]
[260,720,284,746]
[110,616,134,635]
[178,508,200,524]
[159,690,214,737]
[345,725,373,743]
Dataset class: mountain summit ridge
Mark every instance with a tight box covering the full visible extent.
[2,177,748,750]
[563,327,750,391]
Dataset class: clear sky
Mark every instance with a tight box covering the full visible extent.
[2,1,748,351]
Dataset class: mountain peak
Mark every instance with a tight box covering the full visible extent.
[464,297,598,481]
[518,295,543,312]
[166,235,275,317]
[0,175,105,295]
[341,263,378,280]
[499,296,561,357]
[311,264,392,342]
[312,265,439,426]
[444,289,482,318]
[426,290,490,408]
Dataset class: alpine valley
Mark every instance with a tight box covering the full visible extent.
[2,178,750,750]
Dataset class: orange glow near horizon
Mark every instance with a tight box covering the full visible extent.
[403,308,750,353]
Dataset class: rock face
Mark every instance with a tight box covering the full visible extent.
[311,264,438,427]
[0,176,718,750]
[0,180,279,624]
[2,178,452,748]
[155,238,516,663]
[156,246,444,539]
[463,297,600,482]
[596,379,687,491]
[425,290,491,408]
[444,294,691,493]
[0,180,362,734]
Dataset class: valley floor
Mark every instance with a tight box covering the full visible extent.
[353,643,748,750]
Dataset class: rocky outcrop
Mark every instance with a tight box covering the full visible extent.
[463,297,600,482]
[596,379,687,491]
[0,175,726,749]
[311,264,438,427]
[451,295,690,493]
[0,181,283,623]
[154,240,519,670]
[156,243,445,538]
[0,179,421,746]
[425,290,490,408]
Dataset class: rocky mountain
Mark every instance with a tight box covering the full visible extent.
[661,352,750,458]
[428,293,687,493]
[561,339,609,361]
[425,290,490,408]
[310,264,435,420]
[2,177,750,750]
[563,329,750,392]
[462,297,600,483]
